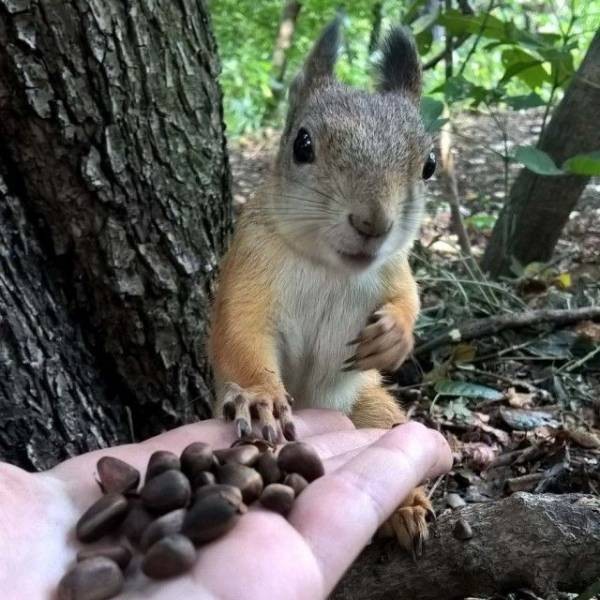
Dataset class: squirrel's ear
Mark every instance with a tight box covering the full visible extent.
[375,27,422,101]
[289,17,342,106]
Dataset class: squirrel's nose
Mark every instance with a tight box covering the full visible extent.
[348,214,393,239]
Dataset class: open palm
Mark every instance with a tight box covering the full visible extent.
[0,410,451,600]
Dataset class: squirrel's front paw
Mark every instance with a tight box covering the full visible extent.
[220,382,295,443]
[343,304,414,372]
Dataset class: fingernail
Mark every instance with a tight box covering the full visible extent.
[283,422,296,441]
[285,392,295,406]
[235,418,251,438]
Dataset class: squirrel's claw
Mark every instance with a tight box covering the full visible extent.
[222,391,252,437]
[385,487,432,560]
[341,354,358,372]
[343,307,413,373]
[234,417,252,439]
[221,382,295,442]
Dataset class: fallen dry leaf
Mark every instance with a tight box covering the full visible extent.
[565,428,600,449]
[500,407,560,431]
[574,320,600,343]
[455,442,499,471]
[473,412,511,446]
[506,387,536,409]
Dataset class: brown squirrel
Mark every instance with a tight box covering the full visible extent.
[209,19,436,554]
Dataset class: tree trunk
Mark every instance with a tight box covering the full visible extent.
[0,174,127,470]
[367,2,382,54]
[0,0,232,469]
[263,0,302,123]
[482,30,600,277]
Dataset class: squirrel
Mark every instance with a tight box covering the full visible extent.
[209,19,436,555]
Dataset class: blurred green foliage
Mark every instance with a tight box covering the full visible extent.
[209,0,599,143]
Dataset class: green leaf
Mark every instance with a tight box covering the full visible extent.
[438,11,509,41]
[403,0,429,24]
[415,29,433,55]
[503,93,545,110]
[513,146,563,176]
[428,117,449,132]
[412,6,439,35]
[442,398,473,423]
[437,10,546,47]
[434,380,504,400]
[442,75,478,102]
[421,96,446,132]
[539,47,575,86]
[562,151,600,176]
[465,213,497,231]
[500,48,550,89]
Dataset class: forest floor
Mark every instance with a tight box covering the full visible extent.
[228,109,600,599]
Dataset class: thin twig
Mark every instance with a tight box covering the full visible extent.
[427,473,446,499]
[415,306,600,355]
[561,344,600,374]
[439,116,473,257]
[456,0,496,79]
[455,364,539,393]
[424,0,473,71]
[471,334,547,364]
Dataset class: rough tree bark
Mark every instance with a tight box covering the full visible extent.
[482,30,600,277]
[333,493,600,600]
[0,0,232,469]
[0,172,126,470]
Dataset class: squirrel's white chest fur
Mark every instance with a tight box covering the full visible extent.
[274,256,384,414]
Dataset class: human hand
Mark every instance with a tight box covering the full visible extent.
[0,410,451,599]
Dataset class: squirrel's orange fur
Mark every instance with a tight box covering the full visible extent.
[209,20,433,555]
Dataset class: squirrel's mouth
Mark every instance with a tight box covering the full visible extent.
[337,249,377,268]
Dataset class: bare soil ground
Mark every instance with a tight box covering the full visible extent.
[227,110,600,599]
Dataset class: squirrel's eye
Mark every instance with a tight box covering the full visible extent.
[293,128,314,164]
[422,152,436,180]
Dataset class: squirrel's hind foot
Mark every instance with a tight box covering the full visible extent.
[379,486,435,560]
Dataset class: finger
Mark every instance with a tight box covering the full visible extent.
[51,409,355,489]
[293,409,354,439]
[288,422,452,595]
[321,438,386,471]
[304,428,385,462]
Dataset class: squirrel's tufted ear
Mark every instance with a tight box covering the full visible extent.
[375,27,422,101]
[289,17,342,107]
